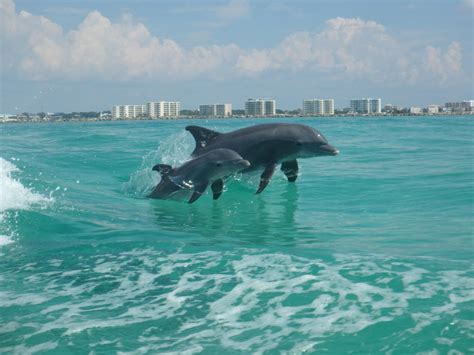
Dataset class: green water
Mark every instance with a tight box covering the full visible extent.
[0,117,473,353]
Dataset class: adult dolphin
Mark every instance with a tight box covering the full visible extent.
[149,148,250,203]
[185,123,338,194]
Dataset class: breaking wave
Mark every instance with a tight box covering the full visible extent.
[0,157,53,247]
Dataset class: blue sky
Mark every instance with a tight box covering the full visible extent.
[1,0,473,113]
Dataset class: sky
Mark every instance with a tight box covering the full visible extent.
[0,0,473,113]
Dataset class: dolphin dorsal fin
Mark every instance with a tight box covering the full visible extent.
[152,164,173,177]
[185,126,221,156]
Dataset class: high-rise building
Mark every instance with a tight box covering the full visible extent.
[112,105,146,119]
[350,98,381,114]
[264,100,276,116]
[200,103,232,116]
[245,99,264,115]
[163,102,180,117]
[445,100,474,113]
[112,105,124,119]
[146,102,160,118]
[146,101,180,118]
[216,104,232,116]
[245,99,276,116]
[303,99,334,115]
[323,99,334,115]
[200,104,216,116]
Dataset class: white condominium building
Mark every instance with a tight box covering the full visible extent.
[245,99,276,116]
[146,101,180,118]
[200,104,232,116]
[350,98,382,114]
[445,100,474,112]
[216,104,232,116]
[163,102,180,117]
[303,99,335,115]
[200,105,216,116]
[427,105,439,114]
[112,105,146,119]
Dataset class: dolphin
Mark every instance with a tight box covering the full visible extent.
[148,148,250,203]
[185,123,338,194]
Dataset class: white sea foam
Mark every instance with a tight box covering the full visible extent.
[0,157,53,214]
[0,234,14,247]
[2,249,472,353]
[0,157,53,248]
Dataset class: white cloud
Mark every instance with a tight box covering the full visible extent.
[0,0,465,86]
[236,17,400,78]
[0,1,242,80]
[423,42,462,83]
[462,0,474,9]
[235,17,464,85]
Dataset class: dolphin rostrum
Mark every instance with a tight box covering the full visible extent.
[148,148,250,203]
[185,123,338,194]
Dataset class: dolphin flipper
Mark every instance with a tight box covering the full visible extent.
[281,160,299,182]
[211,179,224,200]
[256,163,277,194]
[188,182,208,204]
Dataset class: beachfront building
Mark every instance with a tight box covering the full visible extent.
[146,101,180,118]
[383,104,398,113]
[410,107,422,114]
[216,104,232,116]
[350,98,382,114]
[445,100,474,113]
[163,102,180,117]
[112,105,146,119]
[427,105,439,114]
[245,99,264,115]
[200,104,216,116]
[245,99,276,116]
[199,103,232,117]
[303,99,335,115]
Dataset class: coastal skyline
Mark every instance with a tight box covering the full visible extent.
[1,0,473,113]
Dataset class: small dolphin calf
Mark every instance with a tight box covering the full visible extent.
[148,148,250,203]
[186,123,338,194]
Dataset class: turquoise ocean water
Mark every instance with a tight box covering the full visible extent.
[0,117,473,353]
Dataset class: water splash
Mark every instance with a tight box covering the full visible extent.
[0,158,52,213]
[123,131,194,197]
[0,157,54,247]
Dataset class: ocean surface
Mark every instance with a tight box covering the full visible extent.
[0,116,473,354]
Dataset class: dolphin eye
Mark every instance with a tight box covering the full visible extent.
[296,141,303,147]
[215,162,222,167]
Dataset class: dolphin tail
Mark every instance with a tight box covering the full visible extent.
[152,164,173,178]
[185,126,222,156]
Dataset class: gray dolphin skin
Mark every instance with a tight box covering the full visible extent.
[149,148,250,203]
[185,123,338,194]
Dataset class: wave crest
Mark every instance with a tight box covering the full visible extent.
[0,157,53,214]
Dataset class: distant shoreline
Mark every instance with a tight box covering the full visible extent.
[1,112,473,124]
